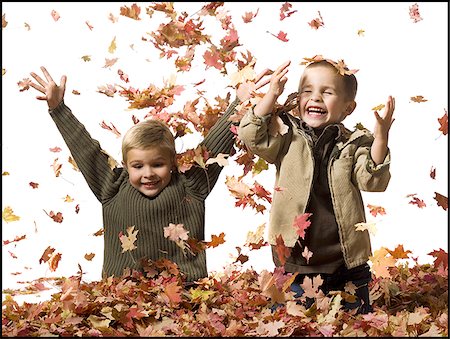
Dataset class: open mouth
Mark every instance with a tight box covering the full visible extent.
[307,107,327,115]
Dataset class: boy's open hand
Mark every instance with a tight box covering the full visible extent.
[373,95,395,140]
[29,66,67,110]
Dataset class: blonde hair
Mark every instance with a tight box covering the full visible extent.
[122,119,176,164]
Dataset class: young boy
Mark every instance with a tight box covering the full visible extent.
[238,59,395,314]
[28,66,270,283]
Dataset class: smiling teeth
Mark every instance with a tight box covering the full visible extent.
[307,107,326,114]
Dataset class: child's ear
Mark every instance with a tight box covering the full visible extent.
[122,160,127,169]
[345,101,357,116]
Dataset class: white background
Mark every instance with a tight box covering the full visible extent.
[2,2,448,299]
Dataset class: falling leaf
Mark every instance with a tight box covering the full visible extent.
[438,109,448,135]
[206,232,226,248]
[354,222,377,236]
[103,58,119,68]
[367,204,386,217]
[430,166,436,179]
[51,158,62,177]
[428,248,448,270]
[279,2,297,20]
[2,171,10,175]
[44,210,64,223]
[84,253,95,261]
[2,13,7,28]
[409,3,423,23]
[85,21,94,30]
[29,182,39,189]
[2,206,20,223]
[407,193,426,208]
[81,55,91,62]
[68,156,80,171]
[17,78,32,91]
[119,226,139,253]
[108,36,117,54]
[63,195,74,203]
[51,9,60,22]
[229,63,256,87]
[410,95,427,103]
[267,30,289,42]
[120,3,141,20]
[242,9,259,23]
[387,244,412,259]
[308,11,324,29]
[205,153,229,167]
[434,192,448,211]
[372,104,385,111]
[39,246,55,264]
[357,29,365,36]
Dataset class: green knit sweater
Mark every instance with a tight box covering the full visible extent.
[50,98,239,282]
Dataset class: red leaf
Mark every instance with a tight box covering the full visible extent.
[438,109,448,135]
[428,248,448,270]
[292,213,312,240]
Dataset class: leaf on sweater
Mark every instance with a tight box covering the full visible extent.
[164,223,189,242]
[302,246,313,264]
[292,213,312,240]
[2,206,20,223]
[119,226,139,253]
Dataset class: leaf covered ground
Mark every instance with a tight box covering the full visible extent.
[2,256,448,337]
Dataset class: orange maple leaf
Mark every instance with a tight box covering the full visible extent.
[387,244,412,259]
[367,204,386,217]
[207,232,226,248]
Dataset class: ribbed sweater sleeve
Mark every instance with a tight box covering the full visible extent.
[49,101,123,202]
[185,98,240,200]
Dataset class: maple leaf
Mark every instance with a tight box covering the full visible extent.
[308,11,324,29]
[387,244,412,259]
[17,77,32,91]
[44,210,64,223]
[267,30,289,42]
[369,247,397,278]
[292,213,312,240]
[300,275,324,299]
[119,226,139,253]
[438,109,448,135]
[367,204,386,217]
[410,95,427,103]
[275,234,291,266]
[434,192,448,210]
[409,3,423,23]
[163,281,182,305]
[428,248,448,270]
[229,63,256,87]
[280,2,297,20]
[242,9,259,23]
[2,206,20,223]
[203,49,223,70]
[81,55,91,62]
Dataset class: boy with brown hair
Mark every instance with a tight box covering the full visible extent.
[238,58,395,313]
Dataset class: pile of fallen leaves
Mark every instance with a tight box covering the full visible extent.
[2,256,448,337]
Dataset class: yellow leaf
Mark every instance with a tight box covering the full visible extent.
[229,64,256,87]
[119,226,139,253]
[2,206,20,223]
[108,36,117,54]
[371,104,385,111]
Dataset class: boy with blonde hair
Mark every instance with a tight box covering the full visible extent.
[29,66,271,282]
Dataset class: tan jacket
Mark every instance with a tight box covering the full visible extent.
[238,109,391,269]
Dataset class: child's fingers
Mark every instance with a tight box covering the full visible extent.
[40,66,55,83]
